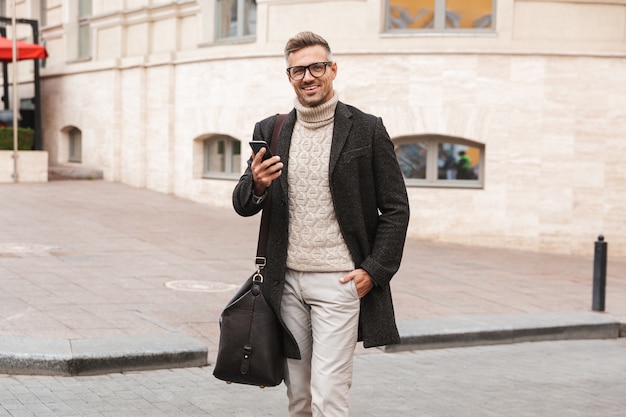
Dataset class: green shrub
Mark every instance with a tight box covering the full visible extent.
[0,128,35,150]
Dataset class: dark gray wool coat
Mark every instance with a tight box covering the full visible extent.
[232,102,410,360]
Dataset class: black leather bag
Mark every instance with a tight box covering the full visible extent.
[213,114,287,388]
[213,272,284,387]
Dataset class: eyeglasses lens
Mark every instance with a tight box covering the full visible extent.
[289,63,328,80]
[309,63,326,77]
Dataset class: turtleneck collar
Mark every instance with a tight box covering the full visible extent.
[294,91,339,129]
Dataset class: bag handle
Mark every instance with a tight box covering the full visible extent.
[255,113,287,273]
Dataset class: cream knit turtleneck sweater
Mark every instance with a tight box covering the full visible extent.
[286,93,355,272]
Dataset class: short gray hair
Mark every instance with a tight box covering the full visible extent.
[284,31,333,62]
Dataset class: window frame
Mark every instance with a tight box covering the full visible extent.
[394,134,485,189]
[68,127,82,163]
[215,0,257,42]
[78,0,92,59]
[384,0,497,34]
[202,135,242,180]
[39,0,47,27]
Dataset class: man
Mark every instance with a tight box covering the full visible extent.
[233,31,410,417]
[456,150,472,179]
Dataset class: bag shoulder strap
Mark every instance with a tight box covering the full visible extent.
[269,113,286,156]
[256,114,287,262]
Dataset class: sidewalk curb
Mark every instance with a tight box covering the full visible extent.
[0,333,208,376]
[387,311,621,352]
[0,312,620,375]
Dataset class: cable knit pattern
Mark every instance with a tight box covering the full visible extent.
[286,93,355,272]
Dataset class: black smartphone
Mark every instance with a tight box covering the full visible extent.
[249,140,273,161]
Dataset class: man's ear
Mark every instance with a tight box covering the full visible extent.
[331,62,338,80]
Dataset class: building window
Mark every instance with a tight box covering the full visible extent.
[40,0,47,27]
[78,0,92,59]
[395,134,484,187]
[203,136,241,178]
[216,0,257,40]
[68,127,82,163]
[385,0,495,32]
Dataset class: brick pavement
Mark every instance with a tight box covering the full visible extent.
[0,180,625,366]
[1,180,626,415]
[0,339,624,416]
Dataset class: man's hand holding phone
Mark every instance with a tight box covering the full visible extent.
[250,140,283,196]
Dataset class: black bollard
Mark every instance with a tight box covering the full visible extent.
[592,235,607,312]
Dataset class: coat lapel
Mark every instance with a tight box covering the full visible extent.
[329,102,353,176]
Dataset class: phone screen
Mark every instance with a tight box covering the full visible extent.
[250,141,273,161]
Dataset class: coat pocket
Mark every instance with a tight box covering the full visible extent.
[340,146,370,164]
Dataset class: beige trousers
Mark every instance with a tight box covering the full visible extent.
[282,268,361,417]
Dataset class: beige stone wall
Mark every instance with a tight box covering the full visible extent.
[0,151,48,182]
[29,0,626,256]
[357,54,626,256]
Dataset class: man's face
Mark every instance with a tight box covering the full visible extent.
[287,45,337,108]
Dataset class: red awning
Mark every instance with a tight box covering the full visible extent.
[0,36,48,62]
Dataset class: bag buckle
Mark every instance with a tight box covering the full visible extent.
[255,257,266,269]
[253,257,266,283]
[252,271,264,283]
[241,345,252,375]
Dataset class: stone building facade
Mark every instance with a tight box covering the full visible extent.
[4,0,626,256]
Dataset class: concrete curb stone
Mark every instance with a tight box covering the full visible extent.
[388,311,621,352]
[0,333,208,376]
[0,311,620,376]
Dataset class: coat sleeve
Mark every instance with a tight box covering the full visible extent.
[233,123,263,217]
[359,117,410,287]
[232,116,278,217]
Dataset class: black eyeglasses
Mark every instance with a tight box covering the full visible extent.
[286,62,333,81]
